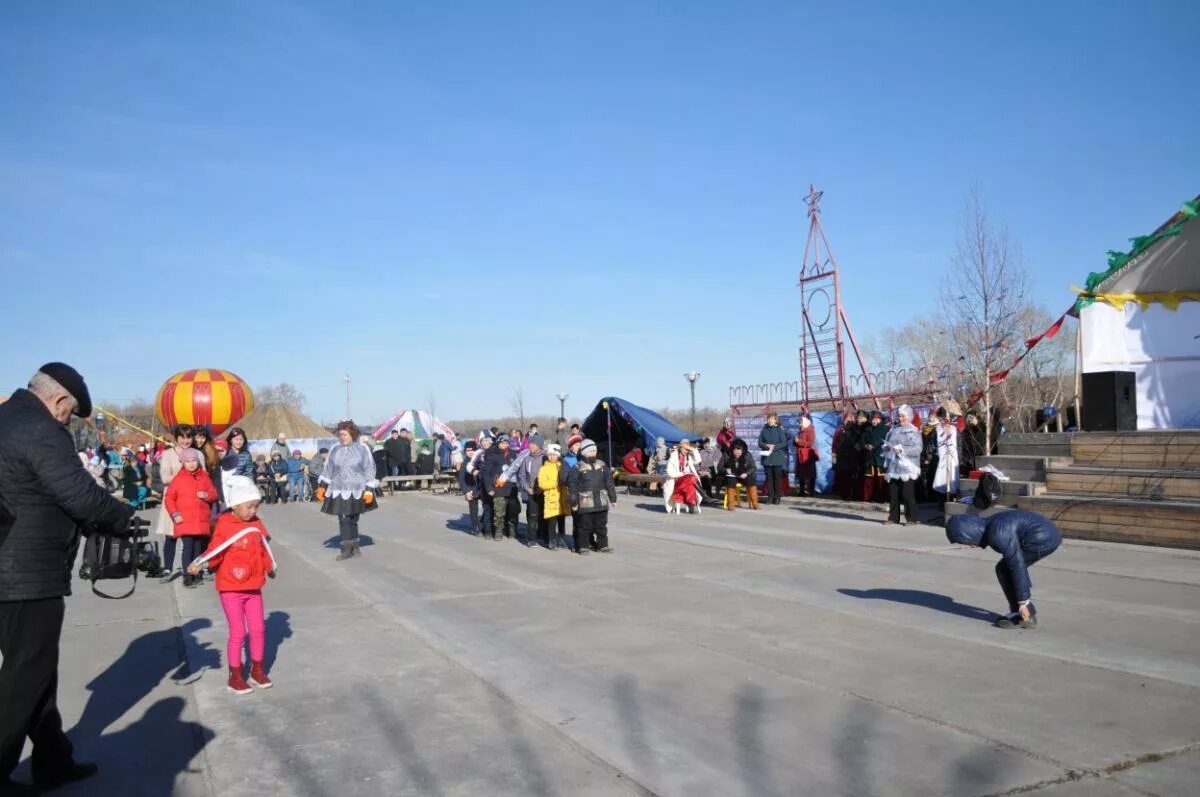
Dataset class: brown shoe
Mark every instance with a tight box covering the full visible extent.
[249,661,273,689]
[227,666,253,695]
[747,486,760,510]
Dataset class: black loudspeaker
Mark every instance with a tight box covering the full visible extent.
[1081,371,1137,431]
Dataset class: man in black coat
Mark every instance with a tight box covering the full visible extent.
[383,428,413,486]
[0,364,135,794]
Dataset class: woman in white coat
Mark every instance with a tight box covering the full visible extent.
[933,414,960,498]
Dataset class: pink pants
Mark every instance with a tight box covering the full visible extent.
[219,590,265,668]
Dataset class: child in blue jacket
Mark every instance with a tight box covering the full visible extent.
[946,510,1062,629]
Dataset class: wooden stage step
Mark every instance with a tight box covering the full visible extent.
[1016,494,1200,550]
[1071,431,1200,469]
[997,432,1074,458]
[1045,466,1200,502]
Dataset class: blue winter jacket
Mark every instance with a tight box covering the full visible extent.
[947,510,1062,603]
[231,449,255,479]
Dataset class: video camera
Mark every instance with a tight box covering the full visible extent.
[79,515,161,599]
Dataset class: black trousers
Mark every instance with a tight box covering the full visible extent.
[795,460,817,496]
[0,597,74,779]
[526,494,545,546]
[272,480,288,503]
[887,479,918,523]
[182,536,206,572]
[997,549,1049,614]
[763,466,785,503]
[576,510,609,551]
[481,495,496,537]
[466,498,480,533]
[545,515,566,549]
[338,513,360,543]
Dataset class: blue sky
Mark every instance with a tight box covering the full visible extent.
[2,1,1197,424]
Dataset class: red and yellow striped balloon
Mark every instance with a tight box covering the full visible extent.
[155,369,254,435]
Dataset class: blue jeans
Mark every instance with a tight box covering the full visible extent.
[288,475,305,501]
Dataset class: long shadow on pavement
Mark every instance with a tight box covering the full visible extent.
[72,618,216,741]
[838,588,996,623]
[51,697,214,797]
[264,611,293,672]
[445,514,479,536]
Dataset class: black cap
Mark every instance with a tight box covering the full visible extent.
[38,362,91,418]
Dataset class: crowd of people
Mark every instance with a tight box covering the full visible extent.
[456,423,617,555]
[0,362,1066,794]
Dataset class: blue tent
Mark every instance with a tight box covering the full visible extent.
[580,397,693,463]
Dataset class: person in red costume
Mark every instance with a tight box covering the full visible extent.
[667,440,702,514]
[621,446,644,474]
[793,416,819,497]
[716,417,736,456]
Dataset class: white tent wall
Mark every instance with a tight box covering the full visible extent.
[1081,302,1200,429]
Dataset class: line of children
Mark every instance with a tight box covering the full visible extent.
[458,431,614,554]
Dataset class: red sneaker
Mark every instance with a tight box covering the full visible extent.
[249,661,273,689]
[227,666,253,695]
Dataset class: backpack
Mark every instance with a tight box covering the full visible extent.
[79,517,159,599]
[974,472,1001,510]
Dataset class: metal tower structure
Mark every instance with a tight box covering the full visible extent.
[797,186,879,409]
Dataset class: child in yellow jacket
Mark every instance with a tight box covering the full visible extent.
[537,445,570,551]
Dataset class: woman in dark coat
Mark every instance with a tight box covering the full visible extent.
[757,413,789,505]
[860,411,889,503]
[832,413,858,500]
[920,409,942,504]
[719,438,759,510]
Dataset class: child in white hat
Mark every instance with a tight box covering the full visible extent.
[188,475,278,696]
[565,439,618,554]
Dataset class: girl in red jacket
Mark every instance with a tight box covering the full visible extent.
[164,448,217,589]
[188,475,278,695]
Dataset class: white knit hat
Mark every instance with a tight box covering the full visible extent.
[580,438,598,456]
[225,476,261,508]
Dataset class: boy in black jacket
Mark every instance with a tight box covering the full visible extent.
[482,435,520,540]
[566,439,617,555]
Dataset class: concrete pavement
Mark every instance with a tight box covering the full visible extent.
[14,491,1200,796]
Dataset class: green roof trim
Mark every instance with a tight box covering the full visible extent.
[1074,197,1200,312]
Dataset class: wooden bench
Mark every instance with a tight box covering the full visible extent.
[615,472,667,495]
[380,473,457,495]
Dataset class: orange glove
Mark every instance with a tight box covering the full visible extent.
[494,476,507,488]
[363,490,374,505]
[316,486,326,502]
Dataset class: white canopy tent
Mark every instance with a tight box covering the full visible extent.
[1079,196,1200,429]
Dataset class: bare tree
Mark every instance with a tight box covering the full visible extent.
[510,387,526,429]
[256,383,307,410]
[997,307,1074,431]
[942,186,1030,450]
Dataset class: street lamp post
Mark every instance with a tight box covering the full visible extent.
[684,371,700,435]
[556,392,569,419]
